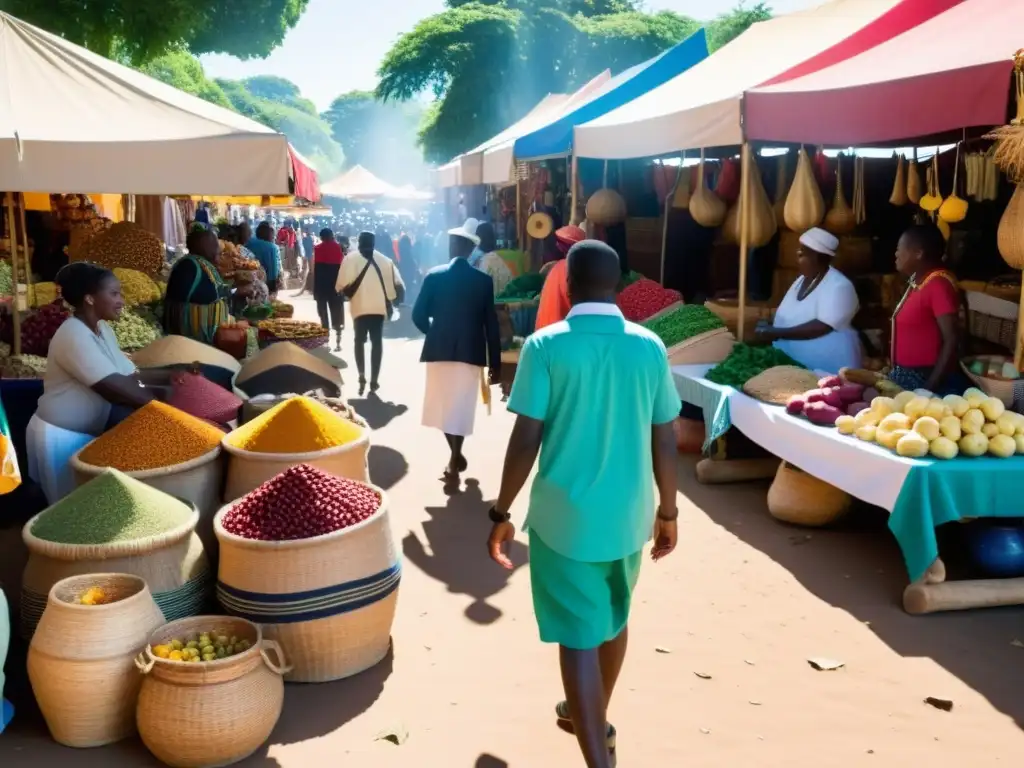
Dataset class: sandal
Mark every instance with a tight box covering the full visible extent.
[456,454,468,472]
[554,700,616,749]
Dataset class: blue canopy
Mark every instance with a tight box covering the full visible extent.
[513,29,709,162]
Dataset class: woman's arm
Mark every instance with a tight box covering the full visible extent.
[925,314,959,391]
[761,320,834,342]
[92,374,157,408]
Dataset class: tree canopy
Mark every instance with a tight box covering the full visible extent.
[0,0,310,63]
[377,1,773,163]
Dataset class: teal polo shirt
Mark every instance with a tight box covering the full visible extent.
[508,302,682,563]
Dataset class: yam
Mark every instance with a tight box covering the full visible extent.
[804,401,842,426]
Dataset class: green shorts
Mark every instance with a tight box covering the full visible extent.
[528,530,642,650]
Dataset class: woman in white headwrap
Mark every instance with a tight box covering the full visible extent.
[755,227,862,373]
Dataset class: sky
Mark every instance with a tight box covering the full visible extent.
[200,0,818,112]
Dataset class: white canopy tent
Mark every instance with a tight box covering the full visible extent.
[0,12,291,195]
[320,165,399,199]
[573,0,909,159]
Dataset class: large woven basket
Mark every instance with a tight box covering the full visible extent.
[220,424,371,502]
[704,299,773,342]
[20,504,211,639]
[766,461,850,527]
[136,616,287,768]
[666,327,736,366]
[214,484,399,683]
[961,355,1020,407]
[70,447,225,559]
[28,574,164,748]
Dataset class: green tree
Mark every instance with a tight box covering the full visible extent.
[706,1,772,51]
[321,91,431,185]
[0,0,309,63]
[377,1,760,163]
[140,50,234,110]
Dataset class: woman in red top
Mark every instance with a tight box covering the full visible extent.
[535,225,586,331]
[313,229,346,351]
[890,223,967,394]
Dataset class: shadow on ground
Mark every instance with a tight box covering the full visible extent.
[676,455,1024,729]
[367,445,409,491]
[475,754,510,767]
[349,393,409,430]
[402,479,528,625]
[382,308,422,341]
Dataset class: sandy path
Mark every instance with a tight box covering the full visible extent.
[3,296,1023,766]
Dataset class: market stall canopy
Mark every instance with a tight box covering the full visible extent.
[320,165,399,199]
[436,94,572,188]
[288,146,321,202]
[479,70,612,185]
[573,0,961,159]
[513,29,709,162]
[0,12,291,195]
[744,0,1015,145]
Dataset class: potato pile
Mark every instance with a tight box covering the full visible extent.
[835,387,1024,459]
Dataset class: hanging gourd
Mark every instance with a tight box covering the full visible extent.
[906,157,922,204]
[671,161,691,210]
[937,218,951,240]
[715,158,741,203]
[996,184,1024,268]
[889,154,908,206]
[783,146,824,232]
[689,150,727,228]
[586,188,627,226]
[722,155,777,248]
[813,146,829,188]
[823,156,856,235]
[773,153,790,229]
[852,155,867,225]
[919,153,944,213]
[987,51,1024,182]
[938,141,968,223]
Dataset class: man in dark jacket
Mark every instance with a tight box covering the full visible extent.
[413,220,501,483]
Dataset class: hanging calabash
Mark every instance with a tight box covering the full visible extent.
[919,155,944,213]
[689,150,727,228]
[671,164,691,210]
[938,142,968,224]
[773,153,791,229]
[585,188,627,227]
[906,158,922,204]
[783,146,825,232]
[722,155,777,248]
[823,157,856,235]
[996,183,1024,269]
[889,154,908,206]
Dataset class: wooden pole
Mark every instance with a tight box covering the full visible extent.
[660,157,683,286]
[569,153,579,226]
[18,193,33,301]
[515,178,522,249]
[737,144,752,343]
[1015,282,1024,370]
[6,193,21,355]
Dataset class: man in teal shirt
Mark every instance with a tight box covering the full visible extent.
[488,240,681,768]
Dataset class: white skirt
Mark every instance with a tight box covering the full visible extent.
[422,362,483,437]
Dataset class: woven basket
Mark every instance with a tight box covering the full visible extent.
[666,327,736,366]
[28,574,165,748]
[257,331,328,351]
[704,300,773,342]
[136,616,288,768]
[766,461,850,527]
[214,485,399,683]
[961,355,1019,406]
[21,505,211,639]
[220,425,371,502]
[70,447,225,559]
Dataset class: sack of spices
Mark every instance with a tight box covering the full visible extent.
[215,465,398,682]
[20,470,211,638]
[167,369,243,426]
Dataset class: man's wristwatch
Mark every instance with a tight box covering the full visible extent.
[657,508,679,522]
[488,505,511,524]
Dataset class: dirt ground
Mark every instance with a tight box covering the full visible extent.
[3,295,1024,767]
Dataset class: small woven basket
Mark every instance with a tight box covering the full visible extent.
[666,327,737,366]
[766,461,851,527]
[961,355,1020,406]
[136,616,288,768]
[214,483,399,683]
[257,331,328,351]
[28,573,165,748]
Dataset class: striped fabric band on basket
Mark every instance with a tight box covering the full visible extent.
[217,563,401,625]
[19,570,212,638]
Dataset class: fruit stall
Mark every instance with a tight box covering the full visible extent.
[664,25,1024,615]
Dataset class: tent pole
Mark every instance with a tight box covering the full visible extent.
[515,178,522,249]
[18,194,33,302]
[660,158,682,286]
[570,153,579,226]
[737,143,752,343]
[6,193,21,356]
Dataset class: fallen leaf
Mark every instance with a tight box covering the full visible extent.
[694,671,712,680]
[374,724,410,746]
[699,728,711,735]
[1011,639,1024,648]
[924,697,953,712]
[808,657,844,671]
[655,646,672,654]
[749,700,762,706]
[744,659,756,666]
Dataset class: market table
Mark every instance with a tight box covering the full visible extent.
[673,366,1024,614]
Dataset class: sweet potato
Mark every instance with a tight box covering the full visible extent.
[818,375,842,389]
[837,383,865,404]
[786,396,806,416]
[846,401,869,416]
[804,401,842,426]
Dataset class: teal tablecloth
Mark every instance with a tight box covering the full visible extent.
[672,365,734,452]
[891,456,1024,582]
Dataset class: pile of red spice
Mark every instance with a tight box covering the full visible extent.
[616,278,683,323]
[221,464,381,541]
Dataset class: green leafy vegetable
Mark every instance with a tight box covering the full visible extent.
[642,305,724,348]
[497,273,546,301]
[705,344,805,388]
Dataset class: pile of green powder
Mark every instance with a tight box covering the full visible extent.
[31,469,193,545]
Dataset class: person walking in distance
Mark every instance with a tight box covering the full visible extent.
[487,240,681,768]
[336,231,404,395]
[413,219,501,483]
[312,229,346,352]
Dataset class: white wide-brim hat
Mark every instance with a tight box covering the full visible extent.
[448,217,481,246]
[798,227,839,257]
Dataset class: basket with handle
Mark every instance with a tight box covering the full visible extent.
[766,461,851,527]
[135,615,289,768]
[27,573,165,748]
